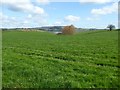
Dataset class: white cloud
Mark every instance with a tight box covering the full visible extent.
[36,0,49,5]
[91,2,118,15]
[0,12,14,23]
[65,15,80,22]
[28,14,32,19]
[86,17,100,21]
[33,6,44,14]
[0,0,48,28]
[86,17,93,21]
[0,12,48,28]
[0,12,7,20]
[23,20,29,24]
[0,0,45,15]
[79,0,116,4]
[54,21,62,25]
[0,12,20,28]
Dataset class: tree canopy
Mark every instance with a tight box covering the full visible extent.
[62,25,76,35]
[107,24,115,31]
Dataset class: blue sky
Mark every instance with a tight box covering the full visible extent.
[0,0,118,29]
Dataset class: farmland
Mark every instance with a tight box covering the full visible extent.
[2,30,119,88]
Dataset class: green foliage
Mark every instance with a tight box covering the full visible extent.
[107,24,115,31]
[2,30,119,88]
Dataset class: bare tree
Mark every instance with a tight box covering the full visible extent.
[107,24,115,31]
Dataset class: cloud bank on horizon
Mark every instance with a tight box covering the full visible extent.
[0,0,118,28]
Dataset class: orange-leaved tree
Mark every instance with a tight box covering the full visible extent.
[62,25,76,35]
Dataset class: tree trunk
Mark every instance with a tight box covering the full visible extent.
[110,28,112,31]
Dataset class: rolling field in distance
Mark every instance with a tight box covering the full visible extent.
[2,30,119,88]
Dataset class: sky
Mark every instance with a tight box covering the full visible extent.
[0,0,119,29]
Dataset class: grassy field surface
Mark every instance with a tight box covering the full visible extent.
[2,30,119,88]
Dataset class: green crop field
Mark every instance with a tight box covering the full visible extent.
[2,30,119,88]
